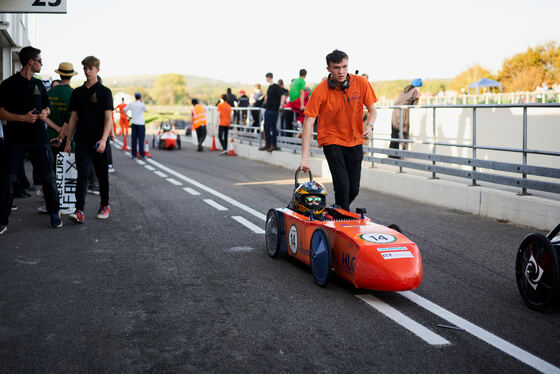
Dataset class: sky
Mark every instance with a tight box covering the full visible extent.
[31,0,560,85]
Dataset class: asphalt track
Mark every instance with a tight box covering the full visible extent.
[1,137,559,373]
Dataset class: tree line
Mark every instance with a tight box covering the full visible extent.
[106,41,559,103]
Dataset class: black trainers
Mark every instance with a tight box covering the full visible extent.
[258,145,270,151]
[50,211,63,228]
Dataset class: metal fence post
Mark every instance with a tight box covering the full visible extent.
[399,107,403,173]
[472,107,478,186]
[521,106,529,195]
[431,107,437,179]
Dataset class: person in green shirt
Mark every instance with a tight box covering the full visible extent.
[289,69,307,112]
[46,62,77,155]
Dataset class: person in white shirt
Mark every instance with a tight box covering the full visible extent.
[125,92,147,158]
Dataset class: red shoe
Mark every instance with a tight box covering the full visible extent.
[69,209,85,224]
[96,205,111,220]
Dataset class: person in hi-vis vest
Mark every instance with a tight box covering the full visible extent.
[191,99,207,152]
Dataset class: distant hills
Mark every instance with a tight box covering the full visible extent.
[105,74,247,89]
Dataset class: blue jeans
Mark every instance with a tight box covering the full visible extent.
[131,124,145,157]
[264,110,279,146]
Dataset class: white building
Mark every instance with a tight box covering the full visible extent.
[0,13,32,80]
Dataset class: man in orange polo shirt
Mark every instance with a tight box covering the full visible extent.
[300,49,377,211]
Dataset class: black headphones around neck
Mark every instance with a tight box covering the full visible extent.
[327,73,350,91]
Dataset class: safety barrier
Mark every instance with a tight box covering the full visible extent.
[219,104,560,196]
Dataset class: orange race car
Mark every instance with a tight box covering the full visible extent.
[265,169,423,290]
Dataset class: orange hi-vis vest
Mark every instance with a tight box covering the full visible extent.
[192,104,207,129]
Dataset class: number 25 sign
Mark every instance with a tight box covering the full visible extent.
[0,0,67,13]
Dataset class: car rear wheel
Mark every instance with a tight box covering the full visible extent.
[265,209,281,258]
[515,232,559,311]
[309,227,333,287]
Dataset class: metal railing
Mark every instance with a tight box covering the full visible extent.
[221,104,560,196]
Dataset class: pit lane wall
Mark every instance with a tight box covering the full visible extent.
[230,141,560,232]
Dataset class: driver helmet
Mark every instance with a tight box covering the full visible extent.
[293,181,327,215]
[162,122,171,132]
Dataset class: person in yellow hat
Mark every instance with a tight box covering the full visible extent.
[46,62,78,155]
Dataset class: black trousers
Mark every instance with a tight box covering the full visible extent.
[196,126,207,147]
[218,126,229,150]
[322,144,363,211]
[0,143,60,225]
[75,142,109,211]
[389,127,409,150]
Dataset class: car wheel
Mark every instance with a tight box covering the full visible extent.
[309,227,333,287]
[265,209,281,258]
[515,232,559,311]
[388,224,402,233]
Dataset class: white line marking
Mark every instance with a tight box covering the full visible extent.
[144,165,156,171]
[203,199,228,211]
[183,187,200,195]
[166,178,183,186]
[136,159,146,165]
[356,294,450,346]
[232,216,265,234]
[399,291,560,374]
[146,158,266,221]
[154,170,168,178]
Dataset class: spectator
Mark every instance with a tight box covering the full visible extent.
[259,72,286,152]
[217,94,232,155]
[300,49,377,211]
[250,83,264,129]
[278,79,291,136]
[0,46,63,234]
[191,98,207,151]
[64,56,114,223]
[114,97,129,147]
[389,78,422,152]
[289,69,307,113]
[237,90,250,125]
[125,92,148,159]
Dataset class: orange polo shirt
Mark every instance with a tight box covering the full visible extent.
[217,101,232,127]
[304,74,377,147]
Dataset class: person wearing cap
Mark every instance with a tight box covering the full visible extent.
[124,92,147,159]
[0,46,63,234]
[389,78,422,153]
[46,62,78,156]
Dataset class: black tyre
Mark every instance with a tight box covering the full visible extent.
[515,232,560,311]
[309,227,333,287]
[177,135,182,150]
[265,209,282,258]
[388,224,402,233]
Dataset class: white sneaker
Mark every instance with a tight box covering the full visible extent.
[37,205,47,214]
[108,165,115,174]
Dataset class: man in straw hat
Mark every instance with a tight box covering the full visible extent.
[46,62,78,156]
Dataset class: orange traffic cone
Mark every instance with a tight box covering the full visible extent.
[121,134,130,151]
[144,138,152,158]
[210,135,218,151]
[227,138,237,156]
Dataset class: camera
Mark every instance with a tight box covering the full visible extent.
[32,110,40,115]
